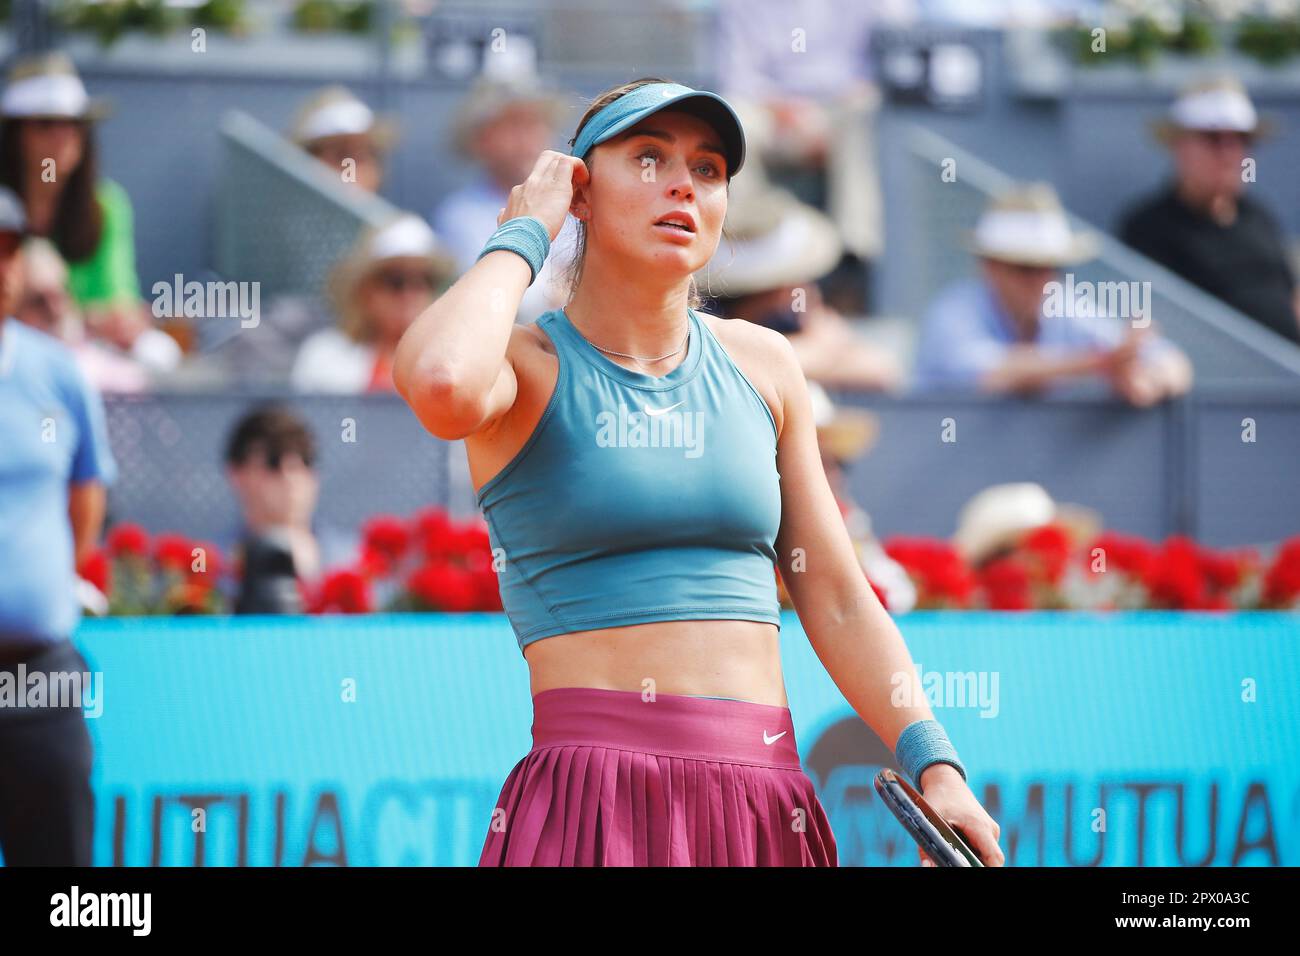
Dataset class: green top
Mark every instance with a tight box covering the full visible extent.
[65,178,142,308]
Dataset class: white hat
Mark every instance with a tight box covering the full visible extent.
[289,86,399,151]
[1151,75,1274,142]
[951,482,1101,566]
[1,52,111,121]
[965,182,1099,269]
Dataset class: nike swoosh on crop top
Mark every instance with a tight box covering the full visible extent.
[475,306,783,651]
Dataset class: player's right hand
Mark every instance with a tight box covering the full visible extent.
[496,150,589,241]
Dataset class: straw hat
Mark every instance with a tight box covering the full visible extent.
[289,86,400,152]
[951,482,1101,567]
[808,381,879,462]
[701,169,843,298]
[964,182,1100,269]
[1150,74,1275,143]
[450,75,570,158]
[1,51,112,121]
[327,214,457,341]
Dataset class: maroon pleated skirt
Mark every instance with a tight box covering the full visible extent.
[478,686,838,866]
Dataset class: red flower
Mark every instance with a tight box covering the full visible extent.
[407,559,477,612]
[883,537,975,608]
[187,540,223,581]
[1021,524,1071,584]
[78,550,111,593]
[1143,536,1208,610]
[1262,536,1300,607]
[1135,536,1255,610]
[154,533,194,574]
[361,515,410,573]
[1084,531,1156,580]
[1197,545,1257,602]
[413,508,458,560]
[312,569,373,614]
[473,567,504,611]
[411,509,494,567]
[356,546,390,579]
[979,556,1032,610]
[106,523,150,559]
[455,523,494,575]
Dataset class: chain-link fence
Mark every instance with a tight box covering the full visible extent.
[103,391,453,563]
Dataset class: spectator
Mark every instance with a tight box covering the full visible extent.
[291,213,456,393]
[431,75,576,324]
[1119,75,1299,345]
[702,169,902,391]
[223,405,321,614]
[912,182,1193,405]
[951,482,1100,571]
[14,237,151,392]
[715,0,910,312]
[288,85,398,195]
[0,184,115,865]
[0,52,179,374]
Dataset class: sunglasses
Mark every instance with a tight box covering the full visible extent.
[371,269,437,293]
[24,117,83,131]
[311,141,379,162]
[1002,262,1058,277]
[1192,130,1252,148]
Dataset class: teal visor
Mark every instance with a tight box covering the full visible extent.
[570,82,746,178]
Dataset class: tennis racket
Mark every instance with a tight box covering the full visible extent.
[874,768,984,867]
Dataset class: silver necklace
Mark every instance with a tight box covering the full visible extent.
[585,323,691,363]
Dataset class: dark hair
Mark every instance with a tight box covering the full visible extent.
[225,405,317,469]
[560,76,731,311]
[0,118,104,262]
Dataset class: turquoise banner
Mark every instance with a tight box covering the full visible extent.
[55,611,1300,866]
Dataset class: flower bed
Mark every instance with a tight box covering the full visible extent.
[81,513,1300,616]
[79,507,502,615]
[776,527,1300,612]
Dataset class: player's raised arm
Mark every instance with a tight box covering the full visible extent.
[393,150,587,440]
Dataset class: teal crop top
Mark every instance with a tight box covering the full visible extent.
[475,307,783,651]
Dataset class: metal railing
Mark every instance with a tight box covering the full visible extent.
[898,124,1300,383]
[214,109,403,303]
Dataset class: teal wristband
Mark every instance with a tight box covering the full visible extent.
[477,215,551,285]
[895,718,967,787]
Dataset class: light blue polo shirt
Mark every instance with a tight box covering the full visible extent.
[0,318,117,644]
[911,277,1177,392]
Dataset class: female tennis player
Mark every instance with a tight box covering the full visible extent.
[394,77,1004,867]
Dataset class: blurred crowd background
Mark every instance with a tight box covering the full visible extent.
[3,0,1300,618]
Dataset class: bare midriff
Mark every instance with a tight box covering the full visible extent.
[523,618,788,707]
